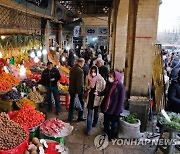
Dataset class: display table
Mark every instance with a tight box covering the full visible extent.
[156,125,180,154]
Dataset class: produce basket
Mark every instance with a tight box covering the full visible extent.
[0,126,29,154]
[0,100,13,112]
[44,140,69,154]
[8,111,42,140]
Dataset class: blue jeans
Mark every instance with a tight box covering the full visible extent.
[86,106,99,133]
[68,93,85,121]
[46,86,61,113]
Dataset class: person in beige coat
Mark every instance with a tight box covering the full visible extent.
[85,65,106,135]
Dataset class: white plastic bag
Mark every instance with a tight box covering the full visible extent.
[74,96,83,111]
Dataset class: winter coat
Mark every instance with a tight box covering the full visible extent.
[68,51,75,67]
[86,75,106,108]
[98,65,109,81]
[167,77,180,113]
[40,67,61,87]
[69,64,84,95]
[99,71,126,116]
[170,59,180,79]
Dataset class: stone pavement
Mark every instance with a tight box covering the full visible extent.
[41,105,161,154]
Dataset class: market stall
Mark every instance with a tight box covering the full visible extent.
[0,49,72,153]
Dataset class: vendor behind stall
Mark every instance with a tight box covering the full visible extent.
[39,62,61,115]
[167,70,180,113]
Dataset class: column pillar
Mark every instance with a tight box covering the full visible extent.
[58,24,63,54]
[130,0,160,96]
[113,0,130,72]
[44,20,50,63]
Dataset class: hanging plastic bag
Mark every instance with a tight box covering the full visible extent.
[74,96,83,111]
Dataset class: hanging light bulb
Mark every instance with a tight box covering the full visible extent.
[34,56,40,63]
[66,46,70,51]
[30,52,36,58]
[37,50,42,57]
[0,52,2,58]
[42,49,47,55]
[19,65,26,76]
[61,56,66,62]
[1,36,6,40]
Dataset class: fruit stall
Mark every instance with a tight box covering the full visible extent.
[0,49,72,153]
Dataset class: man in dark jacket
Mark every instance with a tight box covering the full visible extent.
[40,62,61,115]
[96,58,109,81]
[68,58,86,122]
[168,70,180,113]
[82,58,91,83]
[68,49,75,68]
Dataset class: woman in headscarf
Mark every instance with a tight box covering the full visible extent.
[97,70,126,140]
[85,66,106,135]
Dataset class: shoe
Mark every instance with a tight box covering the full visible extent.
[56,112,60,115]
[84,131,91,136]
[67,119,73,123]
[47,109,52,113]
[77,118,87,122]
[92,123,97,127]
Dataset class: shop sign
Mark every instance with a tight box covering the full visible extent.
[85,27,97,36]
[74,26,80,37]
[98,27,108,36]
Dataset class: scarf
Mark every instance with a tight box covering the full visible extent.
[87,65,100,89]
[104,71,122,112]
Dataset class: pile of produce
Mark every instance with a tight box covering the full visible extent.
[0,80,12,93]
[57,83,69,93]
[12,104,45,128]
[16,98,36,108]
[0,112,28,150]
[0,58,7,73]
[0,72,20,93]
[59,73,69,84]
[24,138,48,154]
[24,58,39,68]
[40,118,65,137]
[48,53,60,66]
[27,91,43,104]
[28,73,41,82]
[16,82,31,93]
[122,114,139,124]
[2,90,21,101]
[60,66,70,74]
[158,112,180,130]
[23,78,37,88]
[0,71,20,86]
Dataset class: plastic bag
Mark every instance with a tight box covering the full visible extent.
[74,96,83,111]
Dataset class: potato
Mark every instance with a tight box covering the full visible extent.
[32,137,39,145]
[30,150,38,154]
[24,150,30,154]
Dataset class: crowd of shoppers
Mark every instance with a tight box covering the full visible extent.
[40,47,126,140]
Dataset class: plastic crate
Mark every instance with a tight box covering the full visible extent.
[29,126,40,141]
[58,93,70,109]
[40,133,64,145]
